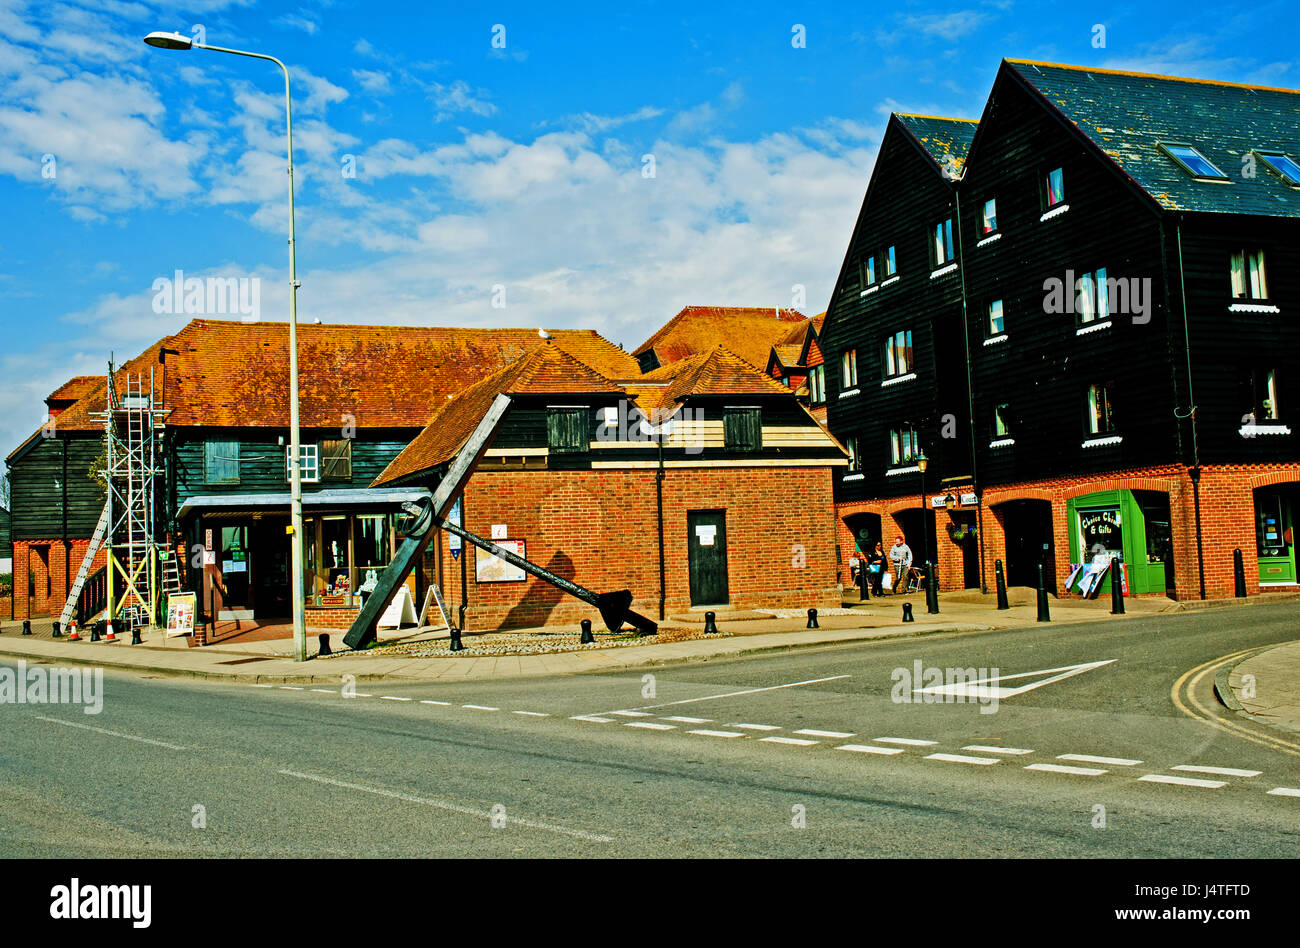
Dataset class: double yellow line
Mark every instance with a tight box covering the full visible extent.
[1172,646,1300,759]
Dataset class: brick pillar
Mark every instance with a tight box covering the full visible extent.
[982,502,1008,591]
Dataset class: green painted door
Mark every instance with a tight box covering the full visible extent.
[688,510,729,606]
[1256,493,1296,584]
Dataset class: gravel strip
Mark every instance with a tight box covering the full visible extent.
[318,626,733,659]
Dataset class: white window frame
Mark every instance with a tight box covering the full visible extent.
[287,443,320,483]
[841,349,858,388]
[1230,249,1268,300]
[988,299,1005,336]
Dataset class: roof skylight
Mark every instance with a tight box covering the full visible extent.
[1258,152,1300,186]
[1158,142,1228,180]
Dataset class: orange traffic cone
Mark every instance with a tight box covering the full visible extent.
[67,620,80,641]
[104,621,117,642]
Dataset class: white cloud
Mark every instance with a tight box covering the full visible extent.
[430,80,496,121]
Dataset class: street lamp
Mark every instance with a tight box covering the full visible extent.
[145,30,308,662]
[916,449,930,570]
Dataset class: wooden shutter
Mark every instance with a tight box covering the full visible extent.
[723,408,761,452]
[547,409,588,454]
[320,439,353,480]
[204,440,240,484]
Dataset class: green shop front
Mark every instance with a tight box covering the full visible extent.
[1065,489,1173,596]
[1255,487,1297,586]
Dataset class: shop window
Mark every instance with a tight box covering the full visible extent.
[1256,494,1289,557]
[981,197,998,234]
[889,427,918,465]
[841,349,858,388]
[1076,268,1110,324]
[1087,382,1116,435]
[320,439,353,480]
[1078,506,1122,561]
[354,514,390,576]
[286,444,319,483]
[321,516,350,595]
[203,440,240,485]
[723,407,762,453]
[547,408,589,454]
[883,330,913,378]
[1230,249,1268,300]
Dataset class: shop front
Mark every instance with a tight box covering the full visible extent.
[1065,489,1172,597]
[1255,486,1297,586]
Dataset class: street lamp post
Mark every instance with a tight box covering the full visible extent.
[916,450,930,570]
[145,31,308,662]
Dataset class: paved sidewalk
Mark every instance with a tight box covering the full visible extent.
[1,587,1294,685]
[1226,639,1300,738]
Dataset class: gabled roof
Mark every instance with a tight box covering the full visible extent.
[372,344,624,486]
[769,345,805,371]
[45,320,639,433]
[46,376,102,406]
[1004,59,1300,217]
[633,305,807,370]
[644,346,793,404]
[895,114,978,178]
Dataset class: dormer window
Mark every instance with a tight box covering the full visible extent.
[1258,152,1300,186]
[1159,143,1227,180]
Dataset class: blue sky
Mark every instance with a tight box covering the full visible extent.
[1,0,1298,459]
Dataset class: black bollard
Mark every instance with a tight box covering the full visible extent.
[318,633,332,656]
[1233,548,1247,598]
[131,623,142,645]
[703,611,718,634]
[1036,564,1051,622]
[902,602,914,622]
[52,621,61,638]
[1109,557,1125,615]
[448,626,464,651]
[806,608,819,629]
[994,559,1010,610]
[858,563,870,601]
[22,619,32,636]
[925,564,940,615]
[580,618,595,644]
[90,620,102,642]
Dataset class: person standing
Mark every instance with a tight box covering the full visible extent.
[848,551,861,588]
[888,535,912,594]
[866,541,887,596]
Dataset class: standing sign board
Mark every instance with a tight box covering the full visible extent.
[377,585,418,628]
[166,592,196,637]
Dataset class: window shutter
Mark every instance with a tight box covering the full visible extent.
[724,408,762,452]
[547,409,588,454]
[320,439,353,480]
[204,440,240,484]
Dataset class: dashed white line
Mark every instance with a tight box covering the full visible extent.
[624,721,676,730]
[761,736,819,746]
[1025,763,1108,776]
[380,696,412,702]
[795,729,854,739]
[836,744,905,756]
[1267,787,1300,798]
[278,769,613,842]
[661,716,711,724]
[1058,754,1142,766]
[512,710,549,717]
[926,753,1000,766]
[727,723,781,731]
[874,737,939,746]
[615,674,851,712]
[420,699,451,706]
[688,729,745,739]
[251,683,273,688]
[1171,765,1262,778]
[36,716,186,750]
[963,745,1034,756]
[609,710,653,717]
[310,688,336,694]
[571,715,615,723]
[462,704,499,711]
[1138,774,1226,789]
[280,686,304,691]
[351,693,373,699]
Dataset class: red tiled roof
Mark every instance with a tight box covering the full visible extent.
[48,320,639,433]
[633,305,807,369]
[46,376,103,405]
[643,345,793,404]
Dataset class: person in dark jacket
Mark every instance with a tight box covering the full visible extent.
[865,541,887,596]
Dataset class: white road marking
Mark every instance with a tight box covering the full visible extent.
[609,710,653,717]
[761,736,819,746]
[280,686,304,691]
[963,745,1034,755]
[913,660,1117,701]
[836,744,905,756]
[1267,787,1300,798]
[1025,763,1108,776]
[624,721,676,730]
[277,770,613,842]
[462,705,499,711]
[36,716,185,750]
[1138,774,1226,789]
[310,688,336,694]
[795,729,854,738]
[380,696,412,702]
[512,711,549,717]
[661,716,712,724]
[352,693,373,698]
[420,699,451,705]
[1171,765,1262,778]
[611,675,851,713]
[726,723,781,731]
[688,729,745,739]
[251,683,273,688]
[874,737,938,746]
[1058,754,1142,766]
[571,715,615,723]
[926,753,999,766]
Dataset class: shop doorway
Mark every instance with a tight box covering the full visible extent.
[687,510,729,606]
[999,500,1056,592]
[1254,485,1298,586]
[250,518,290,618]
[893,508,935,567]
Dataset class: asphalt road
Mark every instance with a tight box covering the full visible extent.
[3,601,1299,857]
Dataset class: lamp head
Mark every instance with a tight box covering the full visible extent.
[916,451,928,473]
[144,31,194,50]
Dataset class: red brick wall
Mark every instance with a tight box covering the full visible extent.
[438,465,840,631]
[9,538,105,622]
[835,462,1300,600]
